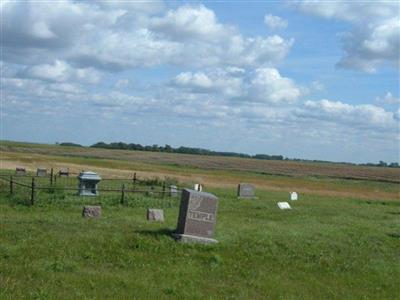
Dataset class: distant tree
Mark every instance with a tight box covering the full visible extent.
[59,142,82,147]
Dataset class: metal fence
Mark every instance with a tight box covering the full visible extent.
[0,171,183,207]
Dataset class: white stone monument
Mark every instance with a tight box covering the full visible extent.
[194,183,203,192]
[278,202,291,210]
[290,192,298,201]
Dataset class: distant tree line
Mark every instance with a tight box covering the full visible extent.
[57,141,399,168]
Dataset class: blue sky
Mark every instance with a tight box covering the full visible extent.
[1,0,399,163]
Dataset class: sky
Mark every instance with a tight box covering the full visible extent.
[1,0,399,163]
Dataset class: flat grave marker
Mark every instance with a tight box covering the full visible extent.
[147,209,164,222]
[278,202,291,210]
[82,205,102,218]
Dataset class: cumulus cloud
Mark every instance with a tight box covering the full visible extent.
[264,14,288,29]
[376,92,400,105]
[301,99,398,130]
[171,67,302,103]
[1,2,294,70]
[296,1,400,72]
[248,68,302,103]
[20,60,102,84]
[171,68,244,97]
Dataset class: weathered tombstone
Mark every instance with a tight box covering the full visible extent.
[78,171,101,196]
[194,183,203,192]
[173,189,219,244]
[82,205,101,218]
[169,185,178,197]
[290,192,298,201]
[277,202,291,210]
[36,168,47,177]
[147,209,164,222]
[59,168,69,177]
[15,167,26,176]
[237,183,256,199]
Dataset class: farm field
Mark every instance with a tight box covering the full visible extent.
[0,141,399,299]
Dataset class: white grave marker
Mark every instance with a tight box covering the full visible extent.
[194,184,203,192]
[278,202,291,210]
[290,192,298,201]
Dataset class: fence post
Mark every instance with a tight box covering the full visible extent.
[133,173,137,184]
[31,177,35,206]
[50,168,53,186]
[10,176,13,195]
[54,174,57,185]
[162,181,166,198]
[120,184,125,205]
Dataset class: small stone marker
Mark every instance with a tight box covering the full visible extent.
[173,189,219,244]
[237,183,256,199]
[290,192,298,201]
[194,183,203,192]
[36,168,47,177]
[169,185,178,197]
[15,167,26,175]
[147,209,164,222]
[59,168,69,177]
[82,205,101,218]
[277,202,291,210]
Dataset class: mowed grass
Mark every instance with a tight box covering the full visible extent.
[1,182,399,299]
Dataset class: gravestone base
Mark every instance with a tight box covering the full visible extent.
[238,196,258,200]
[172,233,218,244]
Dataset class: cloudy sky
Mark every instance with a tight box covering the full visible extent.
[1,0,399,163]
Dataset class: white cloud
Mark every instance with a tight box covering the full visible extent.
[264,14,288,29]
[172,68,244,97]
[2,2,294,70]
[376,92,400,105]
[296,1,400,72]
[150,5,231,41]
[171,67,302,103]
[248,68,302,103]
[302,99,397,130]
[21,60,102,84]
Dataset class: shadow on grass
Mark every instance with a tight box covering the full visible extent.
[135,228,175,239]
[387,233,400,239]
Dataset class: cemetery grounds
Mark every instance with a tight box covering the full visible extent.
[0,141,399,299]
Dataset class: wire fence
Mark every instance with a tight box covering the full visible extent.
[0,170,184,207]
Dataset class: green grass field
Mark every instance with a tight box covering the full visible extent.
[0,141,399,299]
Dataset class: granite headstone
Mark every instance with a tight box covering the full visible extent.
[169,185,178,197]
[15,167,26,176]
[59,168,69,177]
[173,189,219,244]
[237,183,256,198]
[36,168,47,177]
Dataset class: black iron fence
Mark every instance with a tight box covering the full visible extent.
[0,171,183,207]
